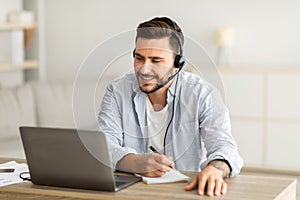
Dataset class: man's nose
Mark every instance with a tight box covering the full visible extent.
[139,64,152,74]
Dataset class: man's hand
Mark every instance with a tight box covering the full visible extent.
[185,160,231,196]
[116,153,174,177]
[138,153,174,177]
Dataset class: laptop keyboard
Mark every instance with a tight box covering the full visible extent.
[114,174,141,189]
[114,175,128,187]
[115,181,127,188]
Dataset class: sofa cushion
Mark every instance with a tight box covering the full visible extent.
[0,84,37,140]
[31,77,113,129]
[0,137,25,158]
[32,81,76,128]
[0,77,114,158]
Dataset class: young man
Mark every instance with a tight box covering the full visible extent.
[98,17,243,196]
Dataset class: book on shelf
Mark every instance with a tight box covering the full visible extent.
[0,30,24,65]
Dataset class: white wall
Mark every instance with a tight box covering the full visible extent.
[43,0,300,82]
[40,0,300,169]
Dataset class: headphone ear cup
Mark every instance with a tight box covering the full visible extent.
[174,55,185,69]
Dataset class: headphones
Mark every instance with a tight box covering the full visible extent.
[133,17,185,70]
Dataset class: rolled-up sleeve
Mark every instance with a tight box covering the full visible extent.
[98,83,137,170]
[199,86,243,177]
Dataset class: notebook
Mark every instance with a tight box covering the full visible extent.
[0,161,29,187]
[137,169,190,184]
[19,126,141,191]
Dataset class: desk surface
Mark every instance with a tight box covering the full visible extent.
[0,158,297,200]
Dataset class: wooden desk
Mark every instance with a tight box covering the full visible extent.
[0,158,296,200]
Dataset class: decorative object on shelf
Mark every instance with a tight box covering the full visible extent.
[0,30,24,65]
[10,30,24,64]
[7,10,35,26]
[215,27,235,67]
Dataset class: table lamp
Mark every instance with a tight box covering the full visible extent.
[215,27,235,66]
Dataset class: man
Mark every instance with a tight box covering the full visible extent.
[98,17,243,196]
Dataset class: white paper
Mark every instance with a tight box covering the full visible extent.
[137,169,190,184]
[0,161,29,187]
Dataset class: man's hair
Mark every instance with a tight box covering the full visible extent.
[136,17,184,55]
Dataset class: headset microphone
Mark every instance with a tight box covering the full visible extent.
[167,67,182,82]
[143,68,179,94]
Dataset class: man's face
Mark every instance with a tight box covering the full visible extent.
[134,37,175,93]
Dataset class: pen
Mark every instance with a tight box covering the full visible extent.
[149,146,174,168]
[149,146,160,154]
[0,168,15,173]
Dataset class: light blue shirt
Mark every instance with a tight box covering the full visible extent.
[98,71,243,177]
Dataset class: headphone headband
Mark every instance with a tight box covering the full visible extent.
[152,17,185,69]
[153,17,183,56]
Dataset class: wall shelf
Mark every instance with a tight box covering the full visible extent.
[0,21,39,86]
[0,23,37,31]
[0,1,43,87]
[0,60,38,72]
[0,23,37,47]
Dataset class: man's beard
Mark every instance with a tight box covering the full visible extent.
[136,72,170,94]
[140,82,164,94]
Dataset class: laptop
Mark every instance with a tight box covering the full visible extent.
[19,126,141,191]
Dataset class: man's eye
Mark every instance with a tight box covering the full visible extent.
[152,59,161,63]
[136,57,144,61]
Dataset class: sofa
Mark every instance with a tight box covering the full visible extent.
[0,77,113,158]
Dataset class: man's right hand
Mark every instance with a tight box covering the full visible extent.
[116,153,174,177]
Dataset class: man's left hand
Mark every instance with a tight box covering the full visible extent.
[185,160,230,196]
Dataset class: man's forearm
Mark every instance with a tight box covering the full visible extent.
[208,160,231,178]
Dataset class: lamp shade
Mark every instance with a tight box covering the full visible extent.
[216,27,235,47]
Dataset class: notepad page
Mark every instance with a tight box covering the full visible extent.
[0,161,29,187]
[139,169,190,184]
